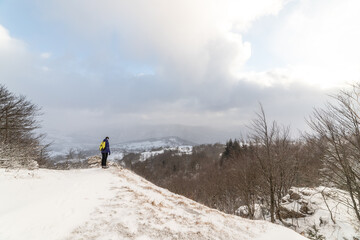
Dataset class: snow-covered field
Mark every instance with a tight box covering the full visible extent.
[0,167,307,240]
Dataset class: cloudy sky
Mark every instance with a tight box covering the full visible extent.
[1,0,360,145]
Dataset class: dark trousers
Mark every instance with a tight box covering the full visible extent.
[101,153,108,167]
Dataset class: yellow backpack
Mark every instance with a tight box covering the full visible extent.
[99,141,106,151]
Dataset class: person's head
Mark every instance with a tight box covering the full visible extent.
[105,136,109,140]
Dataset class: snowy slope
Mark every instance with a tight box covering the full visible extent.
[0,169,116,240]
[0,167,307,240]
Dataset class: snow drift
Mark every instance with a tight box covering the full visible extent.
[0,167,307,240]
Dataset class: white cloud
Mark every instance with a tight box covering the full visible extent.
[0,24,27,54]
[41,66,50,71]
[37,0,287,82]
[0,24,35,92]
[2,1,348,143]
[268,0,360,89]
[0,25,12,43]
[40,52,51,59]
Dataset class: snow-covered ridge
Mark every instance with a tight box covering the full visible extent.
[0,167,307,240]
[139,146,193,162]
[49,136,195,161]
[108,137,194,163]
[112,136,196,152]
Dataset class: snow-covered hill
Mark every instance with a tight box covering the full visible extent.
[112,136,196,152]
[109,137,194,163]
[49,136,195,160]
[0,167,307,240]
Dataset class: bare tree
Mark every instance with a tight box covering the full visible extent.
[249,104,300,222]
[0,84,47,168]
[308,83,360,221]
[228,142,260,219]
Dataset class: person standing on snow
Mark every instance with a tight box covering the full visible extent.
[100,136,111,168]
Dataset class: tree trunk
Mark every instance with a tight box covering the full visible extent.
[270,178,275,223]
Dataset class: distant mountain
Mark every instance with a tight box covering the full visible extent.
[111,136,197,152]
[48,136,197,159]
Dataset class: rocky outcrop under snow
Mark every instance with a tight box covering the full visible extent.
[87,155,118,168]
[280,187,359,240]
